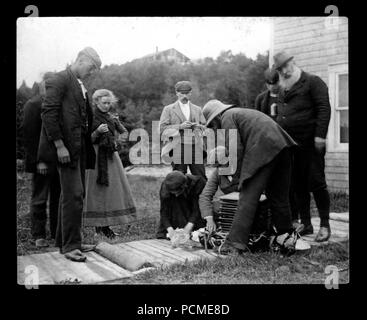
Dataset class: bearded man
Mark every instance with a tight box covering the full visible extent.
[272,51,331,242]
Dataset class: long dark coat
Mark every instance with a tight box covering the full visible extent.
[37,68,95,169]
[220,107,297,189]
[21,95,43,173]
[276,71,331,145]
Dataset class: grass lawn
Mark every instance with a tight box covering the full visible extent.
[16,169,349,284]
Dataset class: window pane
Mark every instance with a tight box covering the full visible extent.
[338,74,348,107]
[339,110,349,143]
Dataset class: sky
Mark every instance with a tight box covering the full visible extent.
[17,17,271,88]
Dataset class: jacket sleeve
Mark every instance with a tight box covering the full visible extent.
[21,99,41,148]
[310,75,331,139]
[159,185,172,230]
[188,177,207,224]
[115,118,128,134]
[199,170,219,218]
[41,74,65,142]
[159,106,181,136]
[254,94,262,111]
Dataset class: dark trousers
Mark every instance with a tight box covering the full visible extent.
[171,143,206,179]
[310,147,330,227]
[55,153,86,254]
[289,145,313,225]
[30,169,60,240]
[290,145,330,227]
[227,148,293,250]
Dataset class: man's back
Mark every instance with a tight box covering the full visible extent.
[22,94,43,173]
[221,107,297,185]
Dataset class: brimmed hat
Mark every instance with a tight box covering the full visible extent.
[202,99,234,126]
[273,51,294,70]
[79,47,102,70]
[264,67,279,84]
[164,171,187,193]
[175,81,192,93]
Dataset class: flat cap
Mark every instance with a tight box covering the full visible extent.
[79,47,102,70]
[175,81,192,93]
[264,67,279,85]
[164,171,187,192]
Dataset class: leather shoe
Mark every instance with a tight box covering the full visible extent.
[80,244,96,252]
[315,226,331,242]
[297,223,314,236]
[64,249,86,262]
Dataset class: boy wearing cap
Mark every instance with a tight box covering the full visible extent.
[254,67,280,119]
[159,81,207,179]
[38,47,101,262]
[156,171,206,239]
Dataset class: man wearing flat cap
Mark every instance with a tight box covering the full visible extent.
[202,100,299,256]
[159,81,207,179]
[156,171,206,239]
[38,47,102,262]
[272,51,332,242]
[254,67,280,119]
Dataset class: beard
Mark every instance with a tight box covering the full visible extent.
[279,66,302,91]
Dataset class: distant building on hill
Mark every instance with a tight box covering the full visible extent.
[132,48,190,65]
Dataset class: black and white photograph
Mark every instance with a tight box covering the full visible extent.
[16,13,349,288]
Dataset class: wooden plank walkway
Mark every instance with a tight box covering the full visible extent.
[17,214,348,285]
[17,250,134,285]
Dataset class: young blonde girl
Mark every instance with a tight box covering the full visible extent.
[83,89,136,238]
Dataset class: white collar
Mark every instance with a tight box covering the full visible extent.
[178,100,190,108]
[77,78,87,99]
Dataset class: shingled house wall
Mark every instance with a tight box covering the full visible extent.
[270,17,349,193]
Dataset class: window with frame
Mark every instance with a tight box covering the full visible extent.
[328,63,349,151]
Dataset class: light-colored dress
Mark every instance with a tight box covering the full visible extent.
[83,144,137,227]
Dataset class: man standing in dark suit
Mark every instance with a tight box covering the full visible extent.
[202,100,298,255]
[21,73,60,248]
[272,51,331,242]
[38,47,101,262]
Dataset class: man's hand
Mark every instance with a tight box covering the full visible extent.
[183,222,194,234]
[36,162,48,175]
[205,216,217,233]
[56,145,71,164]
[179,121,193,130]
[314,137,326,152]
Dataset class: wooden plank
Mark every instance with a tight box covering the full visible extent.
[149,239,219,259]
[126,241,188,263]
[17,255,58,285]
[39,252,85,284]
[118,242,182,266]
[115,242,165,265]
[18,250,134,285]
[141,239,217,263]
